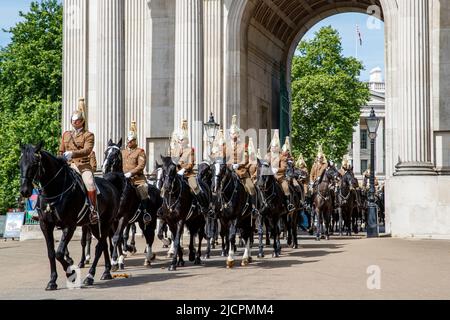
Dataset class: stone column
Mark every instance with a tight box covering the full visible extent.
[353,121,361,175]
[396,0,435,175]
[62,0,88,132]
[376,119,384,175]
[204,0,223,126]
[174,0,204,163]
[97,0,125,163]
[125,0,146,154]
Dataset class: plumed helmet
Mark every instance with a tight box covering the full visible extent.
[270,130,281,149]
[177,120,189,144]
[296,154,306,168]
[282,136,291,154]
[229,115,241,136]
[127,121,138,143]
[212,129,225,155]
[72,98,86,123]
[342,155,349,169]
[248,137,256,158]
[317,144,327,163]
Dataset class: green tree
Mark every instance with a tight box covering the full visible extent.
[0,0,62,213]
[291,26,370,168]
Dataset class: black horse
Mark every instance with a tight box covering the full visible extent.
[285,160,304,248]
[19,143,119,290]
[212,159,254,267]
[336,169,359,236]
[102,139,161,269]
[160,156,206,270]
[255,159,286,258]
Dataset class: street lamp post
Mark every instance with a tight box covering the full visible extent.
[365,107,381,238]
[203,112,220,160]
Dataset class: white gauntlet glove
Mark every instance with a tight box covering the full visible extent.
[177,169,186,176]
[232,164,239,170]
[272,168,279,175]
[124,172,132,178]
[63,151,73,161]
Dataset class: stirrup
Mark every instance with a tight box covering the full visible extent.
[89,207,99,225]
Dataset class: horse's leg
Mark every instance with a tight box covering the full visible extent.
[122,224,131,255]
[195,224,204,265]
[169,220,184,271]
[78,225,87,268]
[100,237,113,281]
[226,220,237,268]
[257,214,264,258]
[220,222,227,257]
[293,211,299,249]
[64,246,74,266]
[272,218,280,258]
[40,222,58,290]
[55,227,76,276]
[286,214,292,246]
[241,226,252,266]
[188,228,196,262]
[140,221,156,267]
[111,217,126,272]
[83,235,105,286]
[86,228,92,264]
[130,223,137,254]
[315,208,321,241]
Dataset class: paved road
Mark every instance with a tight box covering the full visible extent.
[0,233,449,300]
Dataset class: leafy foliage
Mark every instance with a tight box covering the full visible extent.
[291,26,370,168]
[0,0,62,213]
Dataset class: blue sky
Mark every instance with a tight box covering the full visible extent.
[0,2,384,81]
[302,13,385,81]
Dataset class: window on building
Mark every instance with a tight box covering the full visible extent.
[360,129,368,149]
[361,160,368,174]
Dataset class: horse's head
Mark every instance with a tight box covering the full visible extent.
[161,155,177,192]
[198,161,212,185]
[19,142,43,198]
[256,158,274,191]
[326,162,340,183]
[211,158,227,194]
[103,138,123,174]
[153,160,165,190]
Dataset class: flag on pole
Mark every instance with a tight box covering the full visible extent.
[356,24,363,46]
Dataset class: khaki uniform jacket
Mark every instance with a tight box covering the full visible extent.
[227,141,250,179]
[89,152,97,172]
[310,161,328,182]
[265,153,288,182]
[173,146,195,178]
[122,148,147,185]
[59,129,95,173]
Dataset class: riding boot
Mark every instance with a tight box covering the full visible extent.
[141,198,152,225]
[87,191,99,225]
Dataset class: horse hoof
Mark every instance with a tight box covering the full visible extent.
[248,257,253,263]
[168,265,176,271]
[189,253,195,262]
[66,258,74,266]
[45,282,57,291]
[241,258,249,266]
[150,253,156,261]
[226,260,235,269]
[119,263,125,270]
[123,251,128,258]
[221,252,226,257]
[111,265,119,272]
[144,260,151,267]
[194,258,201,265]
[78,262,85,269]
[326,236,330,240]
[293,244,298,249]
[83,277,94,286]
[101,273,113,281]
[177,260,185,267]
[257,253,264,258]
[204,254,210,259]
[167,253,174,258]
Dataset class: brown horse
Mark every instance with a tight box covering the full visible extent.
[313,163,339,240]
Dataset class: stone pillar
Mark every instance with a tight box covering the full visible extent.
[125,0,146,155]
[204,0,223,126]
[353,121,361,175]
[97,0,125,163]
[376,119,384,175]
[396,0,435,175]
[63,0,88,132]
[174,0,204,163]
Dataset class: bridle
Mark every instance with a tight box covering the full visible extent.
[163,166,183,213]
[102,145,121,173]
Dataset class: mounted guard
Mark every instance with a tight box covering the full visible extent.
[227,115,258,216]
[172,120,210,215]
[122,121,152,224]
[59,98,98,224]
